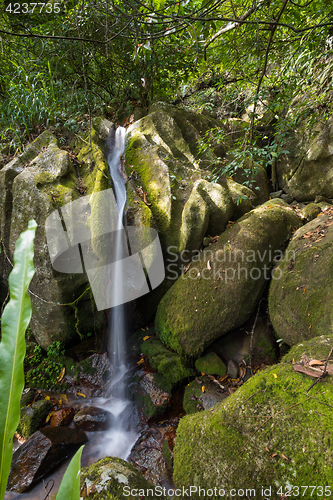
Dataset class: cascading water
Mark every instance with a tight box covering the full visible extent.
[91,125,139,460]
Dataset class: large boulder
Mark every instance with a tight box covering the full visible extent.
[0,123,109,348]
[276,116,333,201]
[268,209,333,346]
[155,200,301,358]
[173,360,333,495]
[80,457,168,499]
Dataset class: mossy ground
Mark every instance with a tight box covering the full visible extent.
[173,362,333,497]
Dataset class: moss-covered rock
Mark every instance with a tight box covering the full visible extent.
[300,202,322,221]
[282,335,333,364]
[194,352,226,376]
[17,399,52,438]
[276,116,333,201]
[180,179,234,252]
[174,362,333,496]
[136,371,172,419]
[226,178,257,220]
[155,200,301,357]
[140,338,195,385]
[80,457,167,499]
[268,212,333,346]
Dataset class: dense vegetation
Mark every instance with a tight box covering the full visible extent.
[0,0,332,152]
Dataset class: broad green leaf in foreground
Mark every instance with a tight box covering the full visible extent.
[56,445,84,500]
[0,220,37,499]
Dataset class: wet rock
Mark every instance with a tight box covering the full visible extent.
[128,428,169,485]
[80,456,167,499]
[8,427,87,493]
[136,371,171,419]
[20,388,36,408]
[63,352,111,398]
[227,359,239,379]
[50,407,75,427]
[73,406,113,431]
[17,399,52,438]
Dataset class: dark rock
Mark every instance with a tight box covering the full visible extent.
[270,189,283,198]
[227,359,239,379]
[8,427,87,493]
[281,193,294,204]
[73,406,113,431]
[63,352,111,398]
[136,371,171,419]
[50,407,75,427]
[17,399,52,438]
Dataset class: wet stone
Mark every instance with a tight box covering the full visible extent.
[17,399,52,439]
[7,427,87,493]
[50,407,76,427]
[73,406,114,431]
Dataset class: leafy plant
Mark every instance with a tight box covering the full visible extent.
[0,220,37,499]
[0,221,83,499]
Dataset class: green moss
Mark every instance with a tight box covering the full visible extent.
[141,338,195,385]
[183,379,205,415]
[80,456,167,500]
[174,362,333,496]
[282,335,333,363]
[17,399,52,438]
[155,201,301,357]
[194,352,226,376]
[162,439,173,470]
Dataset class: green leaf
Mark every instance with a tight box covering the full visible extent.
[56,445,84,500]
[0,220,37,499]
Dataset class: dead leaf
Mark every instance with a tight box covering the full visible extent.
[293,364,322,378]
[207,260,211,270]
[281,454,289,461]
[76,392,86,398]
[45,411,54,424]
[195,377,203,384]
[265,446,270,452]
[55,367,66,384]
[272,453,278,457]
[309,359,323,367]
[202,385,206,393]
[143,335,151,341]
[137,359,144,365]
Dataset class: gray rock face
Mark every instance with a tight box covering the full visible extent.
[7,427,87,493]
[0,128,106,348]
[73,406,113,431]
[276,116,333,201]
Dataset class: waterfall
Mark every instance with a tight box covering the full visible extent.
[107,125,128,391]
[92,125,139,460]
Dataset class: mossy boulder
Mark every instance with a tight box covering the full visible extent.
[136,370,172,419]
[0,128,107,349]
[268,212,333,346]
[155,200,301,357]
[276,116,333,201]
[180,179,234,252]
[300,202,322,221]
[232,161,270,205]
[17,399,52,438]
[226,178,257,220]
[194,352,226,376]
[80,457,167,499]
[174,362,333,495]
[140,338,195,385]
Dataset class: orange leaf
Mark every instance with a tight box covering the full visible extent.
[76,392,86,398]
[281,454,289,461]
[309,359,323,367]
[143,336,151,341]
[202,385,206,393]
[137,359,144,365]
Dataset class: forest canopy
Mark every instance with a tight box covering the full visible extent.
[0,0,332,145]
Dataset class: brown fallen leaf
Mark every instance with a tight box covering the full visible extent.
[55,367,66,384]
[272,453,278,457]
[265,446,270,452]
[309,359,323,367]
[293,364,323,378]
[195,377,203,384]
[281,454,289,461]
[207,260,211,270]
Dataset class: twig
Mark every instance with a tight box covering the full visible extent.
[306,346,333,393]
[249,298,263,373]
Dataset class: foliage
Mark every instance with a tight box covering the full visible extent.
[26,340,67,389]
[0,220,37,500]
[56,445,84,500]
